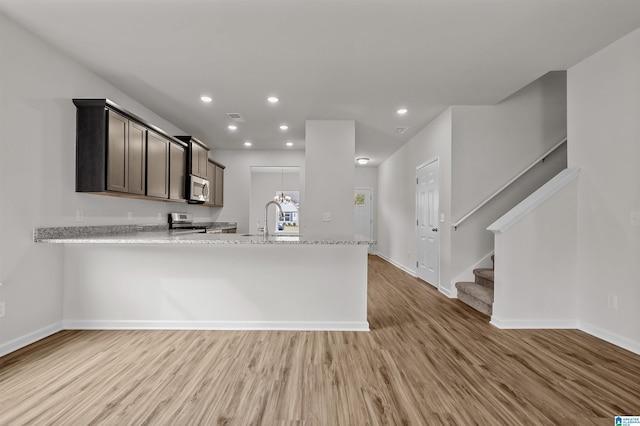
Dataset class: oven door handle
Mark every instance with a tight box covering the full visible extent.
[203,181,210,201]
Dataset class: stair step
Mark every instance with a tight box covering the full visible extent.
[473,268,494,289]
[456,282,494,316]
[456,282,494,305]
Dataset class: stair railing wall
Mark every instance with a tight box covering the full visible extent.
[452,137,567,230]
[488,168,580,328]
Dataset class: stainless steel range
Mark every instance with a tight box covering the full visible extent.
[167,213,208,235]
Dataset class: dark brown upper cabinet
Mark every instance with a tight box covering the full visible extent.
[128,121,147,195]
[105,110,130,193]
[169,143,186,200]
[203,161,215,207]
[203,160,225,207]
[74,99,188,202]
[213,162,225,207]
[175,136,210,179]
[146,130,170,199]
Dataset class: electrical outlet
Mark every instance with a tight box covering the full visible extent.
[0,301,5,318]
[157,213,162,222]
[322,212,332,222]
[607,294,618,310]
[76,209,84,222]
[127,212,133,221]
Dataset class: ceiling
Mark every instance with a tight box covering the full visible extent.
[2,0,640,166]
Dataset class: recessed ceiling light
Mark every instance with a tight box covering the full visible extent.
[267,96,279,103]
[200,95,212,103]
[279,124,289,130]
[356,157,369,165]
[397,108,408,115]
[286,141,293,147]
[228,124,238,130]
[244,141,252,147]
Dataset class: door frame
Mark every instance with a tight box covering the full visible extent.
[415,157,440,288]
[354,187,374,253]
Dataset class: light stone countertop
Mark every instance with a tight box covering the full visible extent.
[33,226,373,245]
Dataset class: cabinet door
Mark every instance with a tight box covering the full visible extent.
[204,162,215,206]
[147,131,169,199]
[169,142,186,200]
[128,121,147,195]
[191,144,201,177]
[199,146,209,179]
[107,110,128,193]
[214,165,224,206]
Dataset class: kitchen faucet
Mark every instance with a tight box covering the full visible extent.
[263,201,284,241]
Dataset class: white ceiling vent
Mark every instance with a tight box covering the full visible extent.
[226,113,246,122]
[391,127,409,135]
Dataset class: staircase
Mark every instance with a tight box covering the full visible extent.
[455,256,494,316]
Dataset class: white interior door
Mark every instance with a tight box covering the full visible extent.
[416,160,439,287]
[354,188,373,253]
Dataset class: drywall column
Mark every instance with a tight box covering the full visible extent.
[304,120,355,234]
[568,27,640,353]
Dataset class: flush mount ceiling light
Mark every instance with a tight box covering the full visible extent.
[244,141,252,147]
[356,157,369,165]
[286,141,293,147]
[267,96,279,103]
[279,124,289,131]
[228,124,238,131]
[397,108,408,115]
[200,95,213,103]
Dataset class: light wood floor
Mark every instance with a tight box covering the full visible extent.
[1,255,639,425]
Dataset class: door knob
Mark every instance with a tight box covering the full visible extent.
[432,228,438,232]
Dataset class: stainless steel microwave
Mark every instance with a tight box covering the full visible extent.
[189,175,209,203]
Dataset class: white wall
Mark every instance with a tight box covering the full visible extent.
[304,120,355,235]
[377,108,453,289]
[568,27,640,352]
[210,149,305,234]
[451,72,567,217]
[449,72,567,288]
[0,12,212,351]
[377,73,566,296]
[492,178,578,328]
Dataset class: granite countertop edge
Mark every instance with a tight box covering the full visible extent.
[33,225,374,246]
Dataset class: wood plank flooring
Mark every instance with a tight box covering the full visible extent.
[1,255,639,425]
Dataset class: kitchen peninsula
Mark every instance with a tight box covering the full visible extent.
[34,226,372,332]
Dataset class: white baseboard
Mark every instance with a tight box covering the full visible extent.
[579,321,640,356]
[0,322,63,358]
[490,316,578,329]
[63,320,370,332]
[375,253,416,276]
[439,286,453,298]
